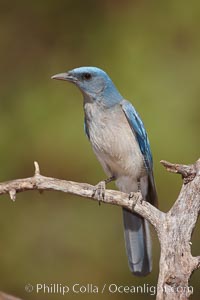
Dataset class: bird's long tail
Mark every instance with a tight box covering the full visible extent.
[122,209,152,276]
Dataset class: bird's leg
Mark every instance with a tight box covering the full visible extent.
[92,176,115,205]
[129,181,141,200]
[105,176,115,184]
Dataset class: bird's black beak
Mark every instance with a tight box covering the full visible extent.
[51,72,77,83]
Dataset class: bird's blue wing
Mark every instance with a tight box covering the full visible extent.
[121,99,153,172]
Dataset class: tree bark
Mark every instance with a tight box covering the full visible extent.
[156,160,200,300]
[0,159,199,299]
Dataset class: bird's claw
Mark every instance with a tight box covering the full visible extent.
[92,181,106,205]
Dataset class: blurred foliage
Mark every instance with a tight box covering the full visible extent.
[0,0,199,299]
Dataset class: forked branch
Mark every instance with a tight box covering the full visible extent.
[0,159,199,300]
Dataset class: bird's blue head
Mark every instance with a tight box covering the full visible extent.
[51,66,123,107]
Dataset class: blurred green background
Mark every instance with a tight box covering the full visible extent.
[0,0,199,299]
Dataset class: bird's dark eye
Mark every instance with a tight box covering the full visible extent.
[82,72,92,80]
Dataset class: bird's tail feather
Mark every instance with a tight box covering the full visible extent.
[122,208,152,276]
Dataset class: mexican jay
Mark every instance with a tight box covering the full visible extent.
[52,66,158,276]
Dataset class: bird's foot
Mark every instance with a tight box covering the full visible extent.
[92,176,115,205]
[92,181,106,205]
[129,181,141,200]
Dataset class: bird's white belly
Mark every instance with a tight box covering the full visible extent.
[85,103,146,191]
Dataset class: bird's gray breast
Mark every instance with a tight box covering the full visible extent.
[84,102,145,182]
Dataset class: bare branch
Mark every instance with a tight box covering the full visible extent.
[156,158,200,300]
[160,159,197,183]
[0,159,199,300]
[0,291,22,300]
[0,162,162,229]
[9,189,16,202]
[34,161,40,175]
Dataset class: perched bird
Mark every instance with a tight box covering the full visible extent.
[52,67,157,276]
